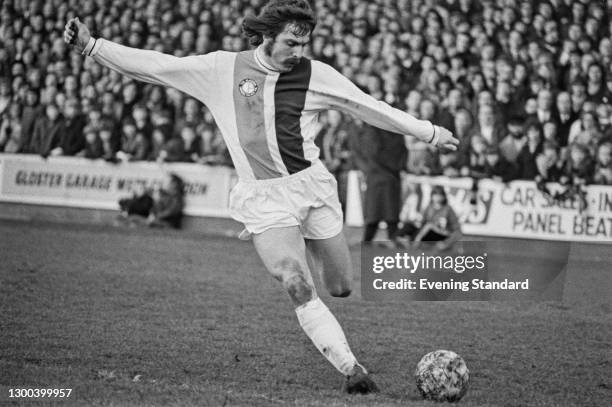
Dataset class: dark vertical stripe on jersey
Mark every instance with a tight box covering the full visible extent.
[233,51,283,179]
[274,59,312,174]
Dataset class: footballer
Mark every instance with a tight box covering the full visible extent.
[64,0,458,394]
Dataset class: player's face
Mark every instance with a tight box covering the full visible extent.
[264,24,310,72]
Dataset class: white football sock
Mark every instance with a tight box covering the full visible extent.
[295,297,358,376]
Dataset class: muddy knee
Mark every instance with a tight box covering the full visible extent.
[272,258,315,305]
[284,274,315,305]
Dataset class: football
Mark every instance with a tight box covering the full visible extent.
[415,350,469,402]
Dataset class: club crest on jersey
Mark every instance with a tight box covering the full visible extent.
[238,78,258,97]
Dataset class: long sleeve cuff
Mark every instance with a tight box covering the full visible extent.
[429,123,440,146]
[81,37,95,56]
[82,37,103,57]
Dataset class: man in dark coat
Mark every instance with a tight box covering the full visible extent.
[29,103,65,157]
[51,98,86,156]
[351,122,407,246]
[18,87,44,153]
[555,91,578,147]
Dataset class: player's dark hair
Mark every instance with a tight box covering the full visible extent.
[241,0,316,46]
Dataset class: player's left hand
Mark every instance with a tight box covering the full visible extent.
[435,125,459,151]
[63,17,91,52]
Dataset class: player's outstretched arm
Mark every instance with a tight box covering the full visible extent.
[63,18,217,103]
[310,61,459,151]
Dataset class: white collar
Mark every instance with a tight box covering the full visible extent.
[254,46,281,72]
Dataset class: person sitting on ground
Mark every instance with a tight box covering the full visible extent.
[398,186,462,251]
[148,173,185,229]
[118,183,155,225]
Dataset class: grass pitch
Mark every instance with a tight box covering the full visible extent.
[1,220,610,406]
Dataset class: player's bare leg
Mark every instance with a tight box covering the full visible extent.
[305,232,380,393]
[305,232,352,297]
[253,226,378,394]
[254,226,316,306]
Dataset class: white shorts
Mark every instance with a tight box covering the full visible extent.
[229,161,343,239]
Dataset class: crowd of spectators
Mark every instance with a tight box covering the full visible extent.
[312,0,612,189]
[1,0,611,189]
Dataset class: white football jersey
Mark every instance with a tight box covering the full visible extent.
[90,39,435,180]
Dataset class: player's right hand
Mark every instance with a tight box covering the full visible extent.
[435,126,460,151]
[63,17,91,53]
